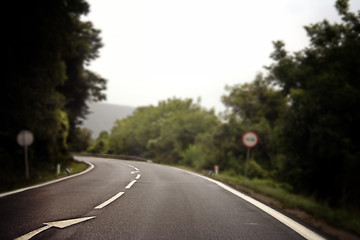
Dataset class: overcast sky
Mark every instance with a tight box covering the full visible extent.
[83,0,359,113]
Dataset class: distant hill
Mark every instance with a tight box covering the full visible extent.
[81,102,135,138]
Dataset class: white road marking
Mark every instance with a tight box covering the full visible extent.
[12,158,143,239]
[175,168,326,240]
[44,216,96,228]
[15,225,51,240]
[125,180,137,189]
[0,160,94,198]
[15,216,95,240]
[120,163,138,171]
[94,192,125,209]
[120,162,140,178]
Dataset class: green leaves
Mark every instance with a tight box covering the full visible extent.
[1,0,106,183]
[267,0,360,206]
[97,98,219,165]
[222,74,288,172]
[219,0,360,207]
[223,73,287,127]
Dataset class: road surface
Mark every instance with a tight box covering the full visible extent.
[0,157,326,239]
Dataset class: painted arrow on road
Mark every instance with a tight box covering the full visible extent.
[15,216,96,240]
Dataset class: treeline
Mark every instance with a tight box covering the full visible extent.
[1,0,106,188]
[88,0,360,208]
[89,98,220,169]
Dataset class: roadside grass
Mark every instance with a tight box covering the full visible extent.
[174,165,360,238]
[0,160,88,194]
[54,160,89,178]
[210,172,360,237]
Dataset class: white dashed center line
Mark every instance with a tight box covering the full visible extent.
[125,180,137,189]
[15,161,142,240]
[94,192,125,209]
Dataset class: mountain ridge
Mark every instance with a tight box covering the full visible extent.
[81,102,135,138]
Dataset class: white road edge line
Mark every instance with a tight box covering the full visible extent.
[0,159,94,198]
[135,174,141,180]
[94,192,124,209]
[175,168,326,240]
[125,180,137,189]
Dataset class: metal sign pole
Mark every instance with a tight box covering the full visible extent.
[17,130,34,180]
[245,147,250,177]
[23,132,30,179]
[24,143,29,179]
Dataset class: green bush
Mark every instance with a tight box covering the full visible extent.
[180,144,200,167]
[181,144,215,170]
[247,159,268,179]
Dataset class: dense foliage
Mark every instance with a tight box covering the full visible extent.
[221,73,288,174]
[266,0,360,206]
[89,0,359,209]
[1,0,106,187]
[104,98,220,168]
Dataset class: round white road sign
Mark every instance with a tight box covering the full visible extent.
[17,130,34,147]
[241,131,258,148]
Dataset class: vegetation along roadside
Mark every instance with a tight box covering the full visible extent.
[209,171,360,240]
[0,159,89,194]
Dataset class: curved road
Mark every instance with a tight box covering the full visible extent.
[0,157,326,239]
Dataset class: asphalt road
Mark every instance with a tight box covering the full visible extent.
[0,157,326,240]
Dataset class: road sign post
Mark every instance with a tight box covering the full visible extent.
[241,131,258,177]
[17,130,34,179]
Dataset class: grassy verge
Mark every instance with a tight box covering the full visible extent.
[211,172,360,238]
[174,165,360,239]
[53,160,89,179]
[0,159,89,194]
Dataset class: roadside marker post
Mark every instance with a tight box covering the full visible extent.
[214,165,219,175]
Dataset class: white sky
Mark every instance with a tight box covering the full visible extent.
[83,0,359,113]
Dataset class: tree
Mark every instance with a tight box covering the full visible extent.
[70,128,93,152]
[266,0,360,206]
[107,98,220,165]
[88,130,110,154]
[1,0,106,185]
[222,74,288,171]
[56,12,107,146]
